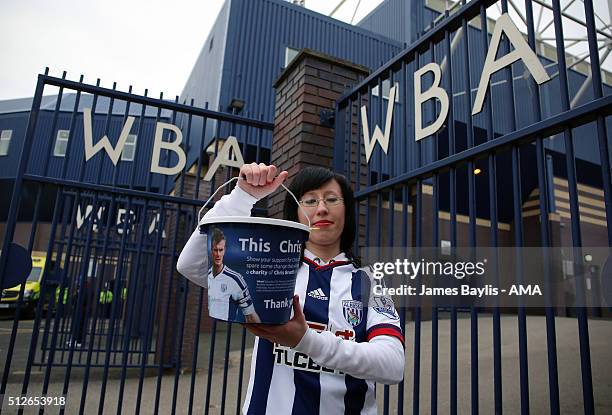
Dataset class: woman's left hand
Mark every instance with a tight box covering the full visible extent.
[244,295,308,348]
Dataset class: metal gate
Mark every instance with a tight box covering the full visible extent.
[0,71,272,413]
[334,0,611,414]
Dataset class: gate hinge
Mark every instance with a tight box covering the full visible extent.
[319,110,335,128]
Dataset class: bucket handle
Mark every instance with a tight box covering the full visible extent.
[198,176,313,230]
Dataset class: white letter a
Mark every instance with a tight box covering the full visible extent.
[204,136,245,181]
[472,13,550,115]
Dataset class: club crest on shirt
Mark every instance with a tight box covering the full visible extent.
[220,283,227,293]
[372,296,399,320]
[342,300,363,326]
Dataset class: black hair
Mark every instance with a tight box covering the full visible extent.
[282,166,360,266]
[211,227,225,245]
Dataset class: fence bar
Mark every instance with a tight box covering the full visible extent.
[454,9,480,414]
[0,184,42,396]
[511,145,530,415]
[433,172,442,415]
[188,286,206,415]
[356,95,362,193]
[128,89,148,189]
[97,194,136,414]
[0,76,45,306]
[113,85,134,188]
[235,327,248,415]
[204,320,218,415]
[42,71,66,177]
[58,75,83,181]
[551,1,595,413]
[77,82,121,411]
[220,323,234,415]
[117,198,155,413]
[79,193,119,413]
[524,2,561,413]
[396,59,408,415]
[399,185,410,415]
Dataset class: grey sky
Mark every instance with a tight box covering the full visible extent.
[0,0,226,100]
[0,0,383,101]
[1,0,609,101]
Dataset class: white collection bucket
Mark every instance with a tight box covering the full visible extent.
[198,177,311,324]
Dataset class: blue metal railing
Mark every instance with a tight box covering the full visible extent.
[0,73,273,414]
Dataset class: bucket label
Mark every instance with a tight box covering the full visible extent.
[202,221,308,324]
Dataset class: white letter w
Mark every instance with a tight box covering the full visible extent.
[360,85,396,163]
[83,107,136,165]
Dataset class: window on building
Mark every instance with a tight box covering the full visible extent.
[121,134,137,161]
[0,130,12,156]
[54,130,70,157]
[372,80,400,102]
[284,47,300,67]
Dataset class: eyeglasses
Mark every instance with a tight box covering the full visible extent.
[299,195,344,208]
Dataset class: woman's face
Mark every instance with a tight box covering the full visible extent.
[297,179,345,250]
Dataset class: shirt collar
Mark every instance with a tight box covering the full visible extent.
[304,249,348,265]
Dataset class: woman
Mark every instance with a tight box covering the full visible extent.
[177,163,405,414]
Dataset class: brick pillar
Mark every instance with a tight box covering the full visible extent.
[269,49,369,219]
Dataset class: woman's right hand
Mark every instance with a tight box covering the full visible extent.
[238,163,289,200]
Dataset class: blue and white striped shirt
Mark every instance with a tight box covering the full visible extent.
[242,252,404,415]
